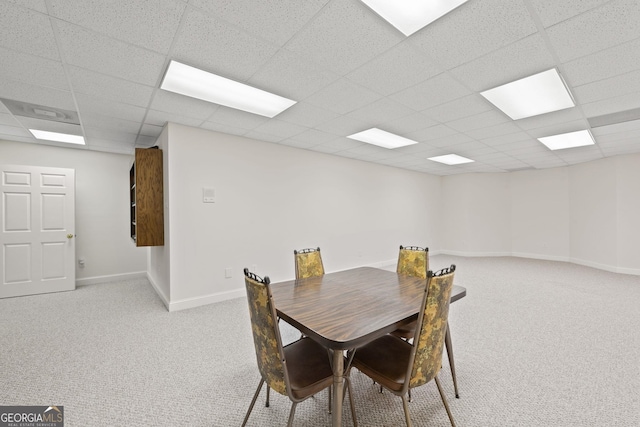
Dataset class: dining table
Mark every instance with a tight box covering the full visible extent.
[270,266,467,427]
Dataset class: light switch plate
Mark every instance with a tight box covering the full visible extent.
[203,187,215,203]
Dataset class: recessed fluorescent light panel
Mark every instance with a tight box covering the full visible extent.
[361,0,469,36]
[480,68,575,120]
[538,129,595,150]
[160,60,296,118]
[29,129,85,145]
[428,154,474,165]
[347,128,418,149]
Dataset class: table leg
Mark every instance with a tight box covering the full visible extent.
[444,324,459,398]
[331,349,344,427]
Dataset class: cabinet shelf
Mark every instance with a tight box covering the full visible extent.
[130,148,163,246]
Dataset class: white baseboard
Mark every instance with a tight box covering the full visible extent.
[437,250,512,257]
[434,250,640,276]
[76,271,146,286]
[569,257,640,276]
[168,288,246,312]
[511,252,570,263]
[146,272,170,311]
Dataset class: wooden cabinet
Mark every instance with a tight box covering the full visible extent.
[130,148,164,246]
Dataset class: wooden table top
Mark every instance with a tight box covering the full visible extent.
[271,267,466,350]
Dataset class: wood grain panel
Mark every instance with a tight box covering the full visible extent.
[133,148,164,246]
[271,267,465,350]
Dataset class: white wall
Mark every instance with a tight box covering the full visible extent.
[0,139,147,282]
[440,173,511,255]
[440,153,640,274]
[616,154,640,272]
[150,123,441,311]
[511,167,570,260]
[147,127,171,303]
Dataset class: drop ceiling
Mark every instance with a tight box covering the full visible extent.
[1,0,639,175]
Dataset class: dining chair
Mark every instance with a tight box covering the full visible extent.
[351,265,458,427]
[392,245,461,398]
[241,268,357,427]
[294,247,324,279]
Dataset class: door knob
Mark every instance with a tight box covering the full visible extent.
[67,234,74,239]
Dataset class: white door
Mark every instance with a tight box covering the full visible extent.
[0,165,75,298]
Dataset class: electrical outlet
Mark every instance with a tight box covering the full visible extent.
[251,264,257,273]
[225,268,232,278]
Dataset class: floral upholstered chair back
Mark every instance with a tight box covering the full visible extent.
[294,247,325,279]
[409,265,455,389]
[243,268,287,395]
[396,245,429,279]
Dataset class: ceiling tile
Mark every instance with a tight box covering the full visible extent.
[390,73,471,111]
[528,0,611,27]
[591,119,640,136]
[304,78,381,115]
[314,115,369,136]
[275,102,339,129]
[562,37,640,86]
[551,145,604,164]
[248,49,340,100]
[450,34,556,91]
[49,0,186,54]
[285,0,404,75]
[250,119,308,139]
[573,69,640,105]
[85,127,137,144]
[480,132,537,147]
[200,121,248,137]
[406,124,459,142]
[286,128,338,146]
[140,123,164,137]
[0,79,75,111]
[6,0,48,13]
[421,133,474,149]
[0,113,20,126]
[149,90,218,121]
[68,66,154,108]
[55,21,166,86]
[545,0,640,62]
[75,93,147,123]
[422,95,493,124]
[523,119,588,139]
[0,47,68,91]
[243,129,286,143]
[0,2,60,60]
[346,41,442,96]
[309,139,353,154]
[189,0,329,46]
[466,122,523,140]
[207,106,269,131]
[345,97,417,125]
[446,110,509,133]
[379,112,439,135]
[144,109,204,129]
[81,114,142,134]
[136,134,158,147]
[0,124,31,138]
[581,92,640,118]
[171,7,280,82]
[514,108,584,131]
[310,136,363,152]
[409,0,537,69]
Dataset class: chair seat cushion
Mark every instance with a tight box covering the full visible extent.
[352,334,412,393]
[391,319,417,339]
[284,337,333,400]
